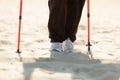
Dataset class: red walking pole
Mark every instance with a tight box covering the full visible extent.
[17,0,23,53]
[86,0,92,57]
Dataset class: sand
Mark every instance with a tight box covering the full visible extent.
[0,0,120,80]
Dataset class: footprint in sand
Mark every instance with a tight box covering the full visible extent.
[0,40,12,46]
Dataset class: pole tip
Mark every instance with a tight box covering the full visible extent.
[16,49,21,53]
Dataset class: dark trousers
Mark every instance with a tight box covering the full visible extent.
[48,0,85,42]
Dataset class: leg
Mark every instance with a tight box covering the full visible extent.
[65,0,85,42]
[48,0,67,42]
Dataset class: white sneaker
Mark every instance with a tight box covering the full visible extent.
[50,42,63,52]
[63,38,74,52]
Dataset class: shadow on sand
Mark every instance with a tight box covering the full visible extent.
[21,51,120,80]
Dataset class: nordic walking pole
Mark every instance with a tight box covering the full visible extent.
[86,0,92,58]
[17,0,23,53]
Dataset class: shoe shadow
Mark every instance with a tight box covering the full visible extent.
[50,50,100,64]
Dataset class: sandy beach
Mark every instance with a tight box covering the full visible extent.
[0,0,120,80]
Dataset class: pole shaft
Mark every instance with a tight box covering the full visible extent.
[17,0,23,51]
[87,0,90,43]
